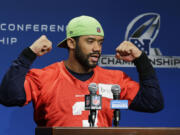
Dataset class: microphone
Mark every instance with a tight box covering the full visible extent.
[111,84,128,127]
[111,84,121,127]
[111,84,121,100]
[85,83,102,127]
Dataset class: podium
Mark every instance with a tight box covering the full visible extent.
[36,127,180,135]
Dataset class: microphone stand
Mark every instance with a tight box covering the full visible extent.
[113,109,120,127]
[111,84,121,127]
[89,110,96,127]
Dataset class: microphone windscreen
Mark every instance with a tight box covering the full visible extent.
[111,84,121,95]
[88,83,98,94]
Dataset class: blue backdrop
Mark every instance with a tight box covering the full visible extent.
[0,0,180,135]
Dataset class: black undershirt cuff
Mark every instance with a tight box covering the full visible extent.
[20,47,37,63]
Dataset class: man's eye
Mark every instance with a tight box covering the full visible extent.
[98,41,103,46]
[87,40,93,43]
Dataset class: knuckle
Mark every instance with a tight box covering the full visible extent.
[123,41,128,44]
[41,35,47,39]
[49,40,53,46]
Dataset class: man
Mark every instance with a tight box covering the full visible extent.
[0,15,163,127]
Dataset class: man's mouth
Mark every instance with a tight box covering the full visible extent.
[89,54,100,62]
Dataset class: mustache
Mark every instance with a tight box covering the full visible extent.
[89,52,101,58]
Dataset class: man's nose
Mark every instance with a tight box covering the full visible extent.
[93,42,101,52]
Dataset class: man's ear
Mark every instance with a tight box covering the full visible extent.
[67,38,76,49]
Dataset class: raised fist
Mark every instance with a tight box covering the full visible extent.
[115,41,142,62]
[30,35,52,56]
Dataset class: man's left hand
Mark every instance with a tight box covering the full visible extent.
[115,41,142,62]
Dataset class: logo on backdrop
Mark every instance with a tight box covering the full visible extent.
[99,12,180,68]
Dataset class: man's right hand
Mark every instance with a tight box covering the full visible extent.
[30,35,52,56]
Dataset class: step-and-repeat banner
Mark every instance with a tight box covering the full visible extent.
[0,0,180,135]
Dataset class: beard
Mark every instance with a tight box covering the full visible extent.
[74,44,101,70]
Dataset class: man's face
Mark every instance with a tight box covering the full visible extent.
[74,35,104,69]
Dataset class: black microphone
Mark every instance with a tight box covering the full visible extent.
[111,84,121,127]
[85,83,102,127]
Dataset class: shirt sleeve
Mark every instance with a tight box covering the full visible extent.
[24,68,44,105]
[129,52,164,112]
[0,47,37,106]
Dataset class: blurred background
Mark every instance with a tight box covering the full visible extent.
[0,0,180,135]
